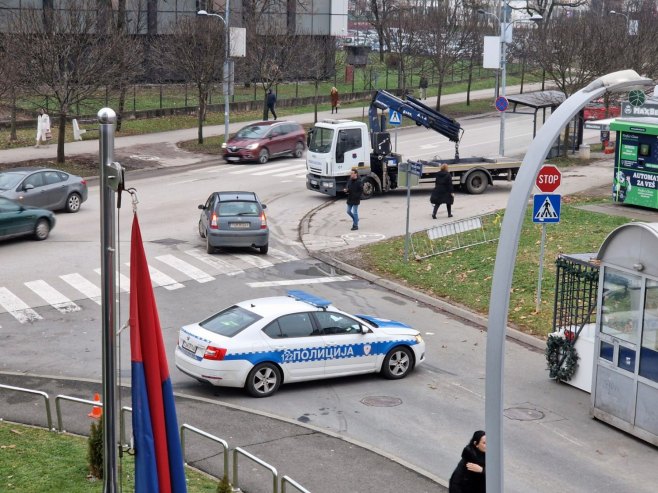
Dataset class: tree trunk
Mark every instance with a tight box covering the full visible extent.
[116,85,127,132]
[10,89,17,141]
[57,112,66,164]
[198,89,206,144]
[466,57,473,106]
[314,80,318,123]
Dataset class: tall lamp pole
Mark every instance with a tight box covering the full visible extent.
[198,2,231,145]
[478,7,542,156]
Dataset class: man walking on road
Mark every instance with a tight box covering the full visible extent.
[344,169,363,231]
[266,89,277,120]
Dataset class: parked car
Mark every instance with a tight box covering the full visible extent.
[174,290,426,397]
[0,196,56,241]
[584,98,621,121]
[0,167,88,213]
[222,121,306,164]
[198,191,269,254]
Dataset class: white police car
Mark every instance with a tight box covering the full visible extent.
[174,290,425,397]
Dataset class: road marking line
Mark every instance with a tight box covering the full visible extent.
[125,263,184,290]
[93,269,131,292]
[229,162,293,174]
[24,280,81,314]
[60,273,102,305]
[268,248,299,262]
[0,287,42,323]
[228,253,274,269]
[247,275,353,288]
[184,249,244,276]
[272,169,308,177]
[251,164,305,176]
[156,254,215,283]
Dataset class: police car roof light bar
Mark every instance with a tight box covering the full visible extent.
[287,290,331,309]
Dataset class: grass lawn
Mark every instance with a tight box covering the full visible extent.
[339,194,628,338]
[0,422,219,492]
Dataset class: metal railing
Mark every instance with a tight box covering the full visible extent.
[1,384,311,492]
[233,446,279,493]
[282,475,312,493]
[0,384,53,430]
[181,424,230,480]
[54,394,101,432]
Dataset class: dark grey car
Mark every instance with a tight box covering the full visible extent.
[0,167,88,213]
[198,191,269,254]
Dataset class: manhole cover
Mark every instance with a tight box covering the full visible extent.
[360,396,402,407]
[150,238,186,246]
[504,407,545,421]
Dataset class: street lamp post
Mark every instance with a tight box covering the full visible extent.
[478,7,541,156]
[198,3,231,146]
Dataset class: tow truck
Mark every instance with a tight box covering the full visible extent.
[305,90,521,198]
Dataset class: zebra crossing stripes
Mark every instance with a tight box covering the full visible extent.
[0,287,42,323]
[60,273,102,305]
[126,262,185,290]
[24,280,81,314]
[266,249,298,262]
[155,254,215,283]
[184,249,244,276]
[93,269,131,292]
[231,253,274,269]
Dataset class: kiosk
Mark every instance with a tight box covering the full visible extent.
[592,222,658,446]
[610,118,658,209]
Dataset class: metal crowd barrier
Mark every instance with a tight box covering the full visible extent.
[180,424,230,480]
[282,475,312,493]
[54,394,101,432]
[0,384,53,430]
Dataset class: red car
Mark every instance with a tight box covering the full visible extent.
[583,99,621,121]
[222,121,306,164]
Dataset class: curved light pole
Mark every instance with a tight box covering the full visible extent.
[484,70,653,493]
[478,7,542,156]
[198,5,231,146]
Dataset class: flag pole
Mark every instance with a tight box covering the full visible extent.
[99,107,124,493]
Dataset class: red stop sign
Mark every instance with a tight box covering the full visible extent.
[536,165,562,193]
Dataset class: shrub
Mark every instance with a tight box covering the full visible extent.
[87,416,104,479]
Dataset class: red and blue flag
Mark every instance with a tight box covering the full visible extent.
[130,213,187,493]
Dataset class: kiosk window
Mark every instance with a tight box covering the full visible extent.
[600,341,614,362]
[640,279,658,382]
[600,268,641,344]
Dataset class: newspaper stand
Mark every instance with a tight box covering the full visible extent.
[592,222,658,446]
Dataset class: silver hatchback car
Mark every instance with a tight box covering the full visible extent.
[198,191,269,254]
[0,167,88,213]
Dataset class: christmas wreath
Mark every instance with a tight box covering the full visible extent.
[545,333,579,382]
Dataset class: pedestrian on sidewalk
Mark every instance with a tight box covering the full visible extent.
[419,75,428,100]
[330,86,340,114]
[266,89,277,120]
[430,163,454,219]
[35,108,51,148]
[449,430,486,493]
[344,169,363,231]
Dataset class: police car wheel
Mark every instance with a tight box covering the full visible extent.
[381,346,413,379]
[246,362,281,397]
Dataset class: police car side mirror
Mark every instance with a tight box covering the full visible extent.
[360,324,372,334]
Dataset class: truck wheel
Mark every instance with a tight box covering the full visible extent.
[465,170,489,194]
[361,178,377,200]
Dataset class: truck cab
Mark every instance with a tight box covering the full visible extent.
[306,120,369,196]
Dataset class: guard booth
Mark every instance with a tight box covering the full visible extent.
[592,222,658,446]
[610,118,658,209]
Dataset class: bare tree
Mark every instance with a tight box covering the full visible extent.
[152,16,224,144]
[420,2,477,111]
[291,34,336,122]
[522,0,588,24]
[368,0,399,62]
[5,1,143,163]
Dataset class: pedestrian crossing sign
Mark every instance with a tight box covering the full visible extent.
[389,110,401,126]
[533,194,561,223]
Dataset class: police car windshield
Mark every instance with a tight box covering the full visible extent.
[200,305,262,337]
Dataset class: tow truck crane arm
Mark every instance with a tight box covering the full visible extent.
[368,89,464,160]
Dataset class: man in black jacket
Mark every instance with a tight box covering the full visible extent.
[344,169,363,230]
[266,89,277,120]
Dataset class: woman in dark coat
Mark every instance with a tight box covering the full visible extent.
[449,430,486,493]
[430,163,454,219]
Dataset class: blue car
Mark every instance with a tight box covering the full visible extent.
[0,196,56,241]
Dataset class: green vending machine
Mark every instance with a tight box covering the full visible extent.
[610,118,658,209]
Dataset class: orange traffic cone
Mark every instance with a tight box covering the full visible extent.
[88,393,102,419]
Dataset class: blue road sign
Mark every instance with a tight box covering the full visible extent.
[408,161,423,177]
[533,194,561,223]
[495,96,509,112]
[389,110,402,126]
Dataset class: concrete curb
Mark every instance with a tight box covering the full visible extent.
[299,205,546,353]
